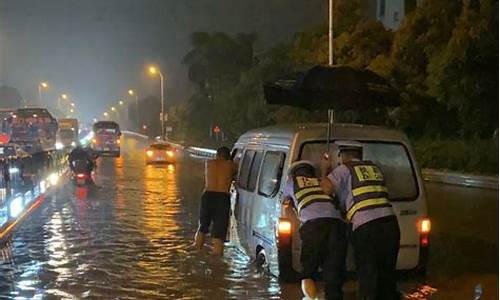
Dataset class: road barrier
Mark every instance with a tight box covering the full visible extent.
[422,169,498,190]
[122,130,149,140]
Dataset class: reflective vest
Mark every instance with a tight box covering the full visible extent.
[344,160,392,222]
[292,176,337,213]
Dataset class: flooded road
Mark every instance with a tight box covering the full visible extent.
[0,136,497,299]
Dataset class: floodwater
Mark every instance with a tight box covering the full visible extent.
[0,136,497,299]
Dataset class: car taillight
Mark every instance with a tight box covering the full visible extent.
[418,218,431,247]
[77,173,86,179]
[146,150,154,157]
[278,218,292,236]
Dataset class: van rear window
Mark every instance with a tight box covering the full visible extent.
[299,141,418,201]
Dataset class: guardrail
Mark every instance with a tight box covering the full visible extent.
[422,169,498,190]
[122,130,149,140]
[186,146,217,158]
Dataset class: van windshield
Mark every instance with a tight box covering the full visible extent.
[299,141,418,201]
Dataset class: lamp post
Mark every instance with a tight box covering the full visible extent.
[328,0,333,66]
[38,82,49,104]
[128,89,140,131]
[147,66,165,140]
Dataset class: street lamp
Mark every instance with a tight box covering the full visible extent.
[147,65,165,140]
[103,112,109,117]
[128,89,140,130]
[58,93,68,112]
[38,81,49,103]
[69,108,74,113]
[70,102,75,107]
[119,100,124,106]
[111,106,116,111]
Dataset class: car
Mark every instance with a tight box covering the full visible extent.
[145,142,177,164]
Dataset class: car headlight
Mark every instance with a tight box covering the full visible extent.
[146,150,153,157]
[166,150,174,157]
[71,141,76,147]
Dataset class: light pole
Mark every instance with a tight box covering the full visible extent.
[58,93,68,112]
[38,82,49,104]
[328,0,333,66]
[147,66,165,140]
[128,89,140,130]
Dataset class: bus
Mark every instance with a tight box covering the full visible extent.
[92,121,121,157]
[10,108,58,154]
[57,118,79,148]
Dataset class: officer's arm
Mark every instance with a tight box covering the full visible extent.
[321,175,335,195]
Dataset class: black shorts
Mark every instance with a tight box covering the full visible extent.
[198,191,230,240]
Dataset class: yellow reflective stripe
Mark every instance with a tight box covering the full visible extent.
[346,198,390,222]
[352,185,388,197]
[298,194,333,211]
[294,186,323,199]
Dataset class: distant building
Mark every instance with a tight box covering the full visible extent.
[361,0,416,30]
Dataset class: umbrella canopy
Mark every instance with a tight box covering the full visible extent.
[263,65,400,110]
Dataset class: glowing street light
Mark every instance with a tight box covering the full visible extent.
[128,89,140,130]
[93,118,98,123]
[38,81,49,103]
[119,100,124,106]
[111,106,116,112]
[70,102,75,107]
[146,65,165,140]
[103,112,109,117]
[69,108,74,113]
[61,94,68,100]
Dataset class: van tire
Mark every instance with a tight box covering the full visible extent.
[256,247,267,268]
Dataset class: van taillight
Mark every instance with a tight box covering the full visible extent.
[418,217,431,247]
[278,219,292,236]
[418,218,431,234]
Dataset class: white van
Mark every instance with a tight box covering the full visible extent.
[229,123,430,282]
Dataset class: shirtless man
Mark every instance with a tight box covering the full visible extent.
[194,146,237,256]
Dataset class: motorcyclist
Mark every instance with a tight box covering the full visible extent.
[68,146,94,173]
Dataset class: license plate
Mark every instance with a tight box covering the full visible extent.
[77,178,85,185]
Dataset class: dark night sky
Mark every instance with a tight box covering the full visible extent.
[0,0,325,122]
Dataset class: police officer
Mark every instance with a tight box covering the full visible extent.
[320,141,401,300]
[282,160,347,300]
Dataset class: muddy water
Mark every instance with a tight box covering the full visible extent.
[0,136,497,299]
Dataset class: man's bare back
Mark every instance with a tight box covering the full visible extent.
[205,159,237,193]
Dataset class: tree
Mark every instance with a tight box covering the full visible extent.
[427,0,499,138]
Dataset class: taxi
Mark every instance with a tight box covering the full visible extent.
[145,142,176,164]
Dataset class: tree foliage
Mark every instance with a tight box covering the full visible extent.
[175,0,498,145]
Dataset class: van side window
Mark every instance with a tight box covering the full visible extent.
[258,151,286,197]
[247,150,264,191]
[238,149,255,189]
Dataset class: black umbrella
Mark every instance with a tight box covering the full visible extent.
[263,65,399,110]
[263,65,400,151]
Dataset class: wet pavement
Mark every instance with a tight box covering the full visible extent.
[0,136,498,299]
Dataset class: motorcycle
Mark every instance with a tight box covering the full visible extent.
[70,158,93,186]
